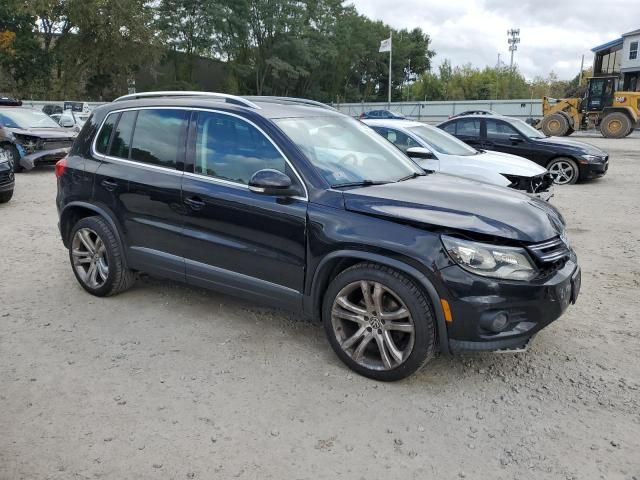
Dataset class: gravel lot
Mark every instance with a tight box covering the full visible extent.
[1,135,639,480]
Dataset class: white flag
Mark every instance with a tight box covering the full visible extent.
[379,37,392,53]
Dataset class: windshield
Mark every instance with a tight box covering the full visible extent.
[274,116,423,186]
[408,124,478,156]
[511,119,546,138]
[0,108,61,129]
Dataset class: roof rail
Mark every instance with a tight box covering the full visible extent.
[245,96,337,111]
[113,91,261,109]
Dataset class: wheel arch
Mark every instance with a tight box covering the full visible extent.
[306,250,450,354]
[602,106,638,123]
[60,202,127,260]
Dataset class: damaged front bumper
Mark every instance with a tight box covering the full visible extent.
[17,146,70,170]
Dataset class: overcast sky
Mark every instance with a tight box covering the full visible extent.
[349,0,639,80]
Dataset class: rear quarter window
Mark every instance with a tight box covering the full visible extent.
[95,114,117,154]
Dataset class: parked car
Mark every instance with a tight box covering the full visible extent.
[0,147,15,203]
[42,104,63,116]
[0,106,76,172]
[58,110,91,131]
[363,119,553,199]
[449,109,499,119]
[438,115,609,185]
[359,110,406,120]
[56,92,581,381]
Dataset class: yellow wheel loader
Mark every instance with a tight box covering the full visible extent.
[541,76,640,138]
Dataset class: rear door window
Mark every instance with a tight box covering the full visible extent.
[129,109,187,169]
[456,119,480,137]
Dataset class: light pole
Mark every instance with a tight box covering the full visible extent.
[507,28,520,70]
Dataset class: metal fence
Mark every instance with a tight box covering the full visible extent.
[19,98,543,125]
[19,100,107,111]
[335,99,543,124]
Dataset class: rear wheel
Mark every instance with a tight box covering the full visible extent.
[69,216,136,297]
[541,113,571,136]
[0,189,13,203]
[322,263,436,381]
[600,112,632,138]
[547,157,579,185]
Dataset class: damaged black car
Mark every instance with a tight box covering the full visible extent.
[0,104,76,173]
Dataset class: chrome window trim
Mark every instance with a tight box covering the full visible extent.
[91,106,309,201]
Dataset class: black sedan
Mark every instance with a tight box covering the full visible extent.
[438,115,609,184]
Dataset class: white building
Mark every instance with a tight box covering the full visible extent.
[591,28,640,91]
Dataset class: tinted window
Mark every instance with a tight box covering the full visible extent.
[130,109,186,168]
[195,111,285,184]
[441,123,457,135]
[110,111,136,159]
[95,114,117,154]
[486,119,519,140]
[457,119,480,137]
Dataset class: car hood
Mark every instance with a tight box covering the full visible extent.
[532,136,606,155]
[343,174,564,243]
[8,127,76,140]
[444,150,548,177]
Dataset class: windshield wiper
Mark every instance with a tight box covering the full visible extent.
[331,180,392,188]
[397,172,424,182]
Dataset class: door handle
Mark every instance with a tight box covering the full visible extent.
[184,196,205,211]
[101,179,118,191]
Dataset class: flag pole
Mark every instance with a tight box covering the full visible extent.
[388,31,392,108]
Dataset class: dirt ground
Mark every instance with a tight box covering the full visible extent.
[1,135,639,480]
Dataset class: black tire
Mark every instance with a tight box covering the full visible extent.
[0,189,13,203]
[547,157,579,185]
[563,127,574,136]
[1,144,22,173]
[625,127,635,137]
[322,262,436,381]
[68,216,136,297]
[600,112,632,138]
[541,113,570,137]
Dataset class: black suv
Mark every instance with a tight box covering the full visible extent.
[56,92,581,381]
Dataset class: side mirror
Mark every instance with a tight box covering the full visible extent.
[249,169,296,196]
[509,134,524,144]
[406,147,435,160]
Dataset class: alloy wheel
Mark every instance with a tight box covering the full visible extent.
[331,280,415,371]
[71,228,109,289]
[548,161,576,185]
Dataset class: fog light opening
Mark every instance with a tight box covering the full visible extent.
[481,311,509,333]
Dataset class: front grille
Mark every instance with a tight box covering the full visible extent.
[41,140,73,151]
[527,237,570,264]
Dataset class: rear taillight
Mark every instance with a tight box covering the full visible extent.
[55,158,67,178]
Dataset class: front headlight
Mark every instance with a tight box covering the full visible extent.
[442,235,537,281]
[581,154,602,162]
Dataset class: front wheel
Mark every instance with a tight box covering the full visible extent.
[600,112,632,138]
[322,263,436,381]
[69,216,136,297]
[547,157,579,185]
